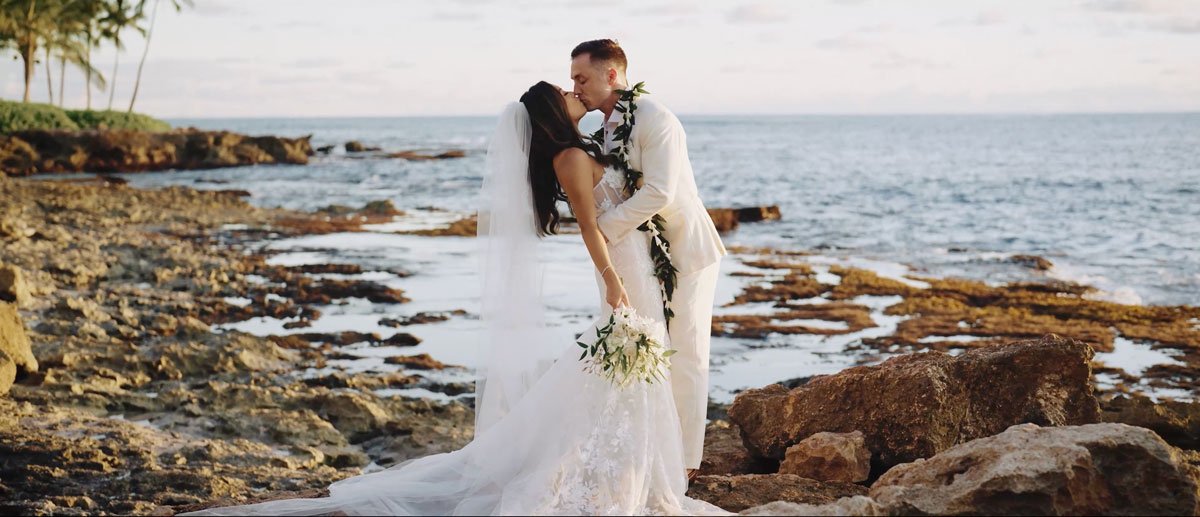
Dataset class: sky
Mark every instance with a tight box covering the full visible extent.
[3,0,1198,117]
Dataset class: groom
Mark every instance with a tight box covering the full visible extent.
[570,39,728,479]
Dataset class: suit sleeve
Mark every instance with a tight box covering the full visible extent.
[596,108,685,245]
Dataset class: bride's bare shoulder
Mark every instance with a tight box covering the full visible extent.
[552,148,595,182]
[552,147,591,167]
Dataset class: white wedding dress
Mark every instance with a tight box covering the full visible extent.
[182,165,731,516]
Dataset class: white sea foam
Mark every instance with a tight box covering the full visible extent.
[1094,337,1185,377]
[374,387,469,403]
[223,297,252,308]
[767,318,850,331]
[361,209,467,233]
[1046,263,1144,306]
[222,229,1190,406]
[917,335,988,344]
[812,265,842,286]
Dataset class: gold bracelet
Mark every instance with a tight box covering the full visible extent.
[600,265,613,278]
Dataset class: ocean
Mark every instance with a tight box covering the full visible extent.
[105,113,1199,402]
[133,113,1200,307]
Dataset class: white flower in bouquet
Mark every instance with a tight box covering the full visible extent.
[577,306,675,388]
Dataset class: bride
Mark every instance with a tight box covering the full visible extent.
[182,82,730,516]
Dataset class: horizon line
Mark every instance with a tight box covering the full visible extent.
[163,110,1200,120]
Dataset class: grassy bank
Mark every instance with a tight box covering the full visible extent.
[0,99,171,133]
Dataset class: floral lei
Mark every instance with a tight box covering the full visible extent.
[590,82,679,325]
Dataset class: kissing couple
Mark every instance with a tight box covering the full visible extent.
[184,38,731,516]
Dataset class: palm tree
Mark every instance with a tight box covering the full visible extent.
[43,43,52,100]
[127,0,189,112]
[97,0,145,110]
[46,12,107,106]
[50,0,106,107]
[82,2,104,108]
[0,0,59,102]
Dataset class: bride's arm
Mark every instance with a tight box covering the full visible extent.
[554,148,629,308]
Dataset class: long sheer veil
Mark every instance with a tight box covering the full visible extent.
[474,101,562,433]
[177,101,729,517]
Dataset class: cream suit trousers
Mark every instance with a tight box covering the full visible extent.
[668,259,721,469]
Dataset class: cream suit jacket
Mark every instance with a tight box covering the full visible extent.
[597,96,727,276]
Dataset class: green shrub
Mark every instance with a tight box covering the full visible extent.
[65,109,171,132]
[0,99,172,133]
[0,100,80,132]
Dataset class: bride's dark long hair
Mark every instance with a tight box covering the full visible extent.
[520,81,606,237]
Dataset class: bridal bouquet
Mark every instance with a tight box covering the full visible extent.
[577,306,675,387]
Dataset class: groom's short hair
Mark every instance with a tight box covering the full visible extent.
[571,39,627,73]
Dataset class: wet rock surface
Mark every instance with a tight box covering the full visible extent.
[0,178,473,514]
[717,248,1200,403]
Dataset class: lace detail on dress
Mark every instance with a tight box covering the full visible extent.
[593,166,628,216]
[531,383,674,516]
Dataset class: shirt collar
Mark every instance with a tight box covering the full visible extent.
[603,108,621,128]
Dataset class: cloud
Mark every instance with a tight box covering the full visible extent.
[1146,18,1200,33]
[1080,0,1195,14]
[855,23,891,34]
[192,0,244,16]
[726,3,790,24]
[637,2,700,16]
[813,35,872,50]
[871,52,948,71]
[972,11,1006,26]
[432,10,483,21]
[937,11,1006,28]
[277,20,323,30]
[288,58,341,69]
[1081,0,1157,13]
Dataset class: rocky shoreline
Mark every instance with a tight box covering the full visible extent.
[1,175,1197,515]
[0,128,474,177]
[0,129,319,176]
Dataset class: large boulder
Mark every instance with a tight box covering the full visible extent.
[0,264,31,307]
[686,474,867,513]
[0,349,15,396]
[728,336,1100,476]
[697,420,777,476]
[0,302,36,376]
[869,422,1200,516]
[1101,392,1200,450]
[740,496,884,516]
[734,206,781,223]
[779,430,871,483]
[707,208,739,233]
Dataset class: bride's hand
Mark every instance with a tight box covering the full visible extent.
[605,277,630,309]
